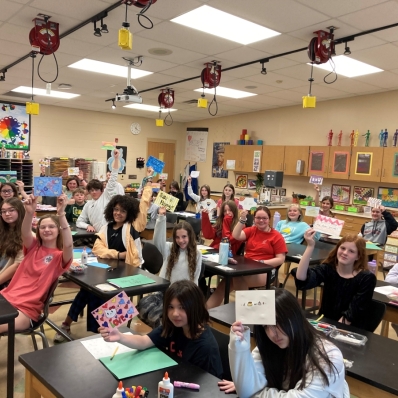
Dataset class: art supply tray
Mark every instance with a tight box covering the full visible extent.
[329,329,367,346]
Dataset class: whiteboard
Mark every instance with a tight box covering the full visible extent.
[184,129,208,162]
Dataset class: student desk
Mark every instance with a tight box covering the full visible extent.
[19,334,231,398]
[373,280,398,337]
[208,302,398,398]
[139,219,175,240]
[0,295,18,398]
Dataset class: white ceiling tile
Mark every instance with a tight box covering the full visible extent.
[0,1,24,22]
[350,44,398,70]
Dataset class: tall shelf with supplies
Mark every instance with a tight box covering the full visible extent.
[0,158,33,193]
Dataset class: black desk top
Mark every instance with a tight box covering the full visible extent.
[0,294,18,324]
[19,335,232,398]
[374,279,398,308]
[285,243,330,265]
[64,258,170,299]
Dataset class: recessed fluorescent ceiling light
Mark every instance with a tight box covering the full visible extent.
[194,87,257,99]
[124,104,177,112]
[171,5,280,45]
[310,55,383,77]
[11,86,79,99]
[68,59,152,79]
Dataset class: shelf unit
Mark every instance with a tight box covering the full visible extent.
[0,158,33,193]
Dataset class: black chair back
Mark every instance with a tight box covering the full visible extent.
[165,212,178,224]
[142,242,163,274]
[361,299,386,332]
[184,217,202,241]
[210,327,232,381]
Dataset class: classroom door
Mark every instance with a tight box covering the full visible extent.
[147,141,175,188]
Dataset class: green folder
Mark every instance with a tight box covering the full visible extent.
[107,274,156,288]
[100,347,177,379]
[366,242,382,251]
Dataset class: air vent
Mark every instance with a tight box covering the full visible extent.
[182,99,198,104]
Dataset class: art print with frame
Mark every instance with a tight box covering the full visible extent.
[377,187,398,209]
[331,184,351,204]
[353,186,374,205]
[0,101,31,150]
[279,188,286,196]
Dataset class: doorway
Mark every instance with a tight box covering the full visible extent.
[147,140,176,189]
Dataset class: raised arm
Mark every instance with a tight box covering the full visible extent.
[296,228,316,281]
[201,211,216,240]
[381,206,398,235]
[314,184,320,206]
[232,210,248,241]
[57,194,73,266]
[187,176,200,203]
[153,207,168,259]
[104,149,120,199]
[16,180,29,200]
[21,194,36,250]
[134,168,154,231]
[99,326,153,349]
[76,202,90,230]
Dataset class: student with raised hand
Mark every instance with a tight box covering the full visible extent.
[0,193,73,332]
[76,149,121,232]
[0,197,25,289]
[187,176,216,216]
[168,181,184,212]
[360,205,398,245]
[295,228,376,328]
[15,180,29,200]
[216,183,240,217]
[226,289,350,398]
[314,184,334,217]
[100,280,223,379]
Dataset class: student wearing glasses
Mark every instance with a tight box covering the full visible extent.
[206,206,287,309]
[0,182,18,204]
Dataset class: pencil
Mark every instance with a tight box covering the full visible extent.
[315,314,324,322]
[110,345,119,360]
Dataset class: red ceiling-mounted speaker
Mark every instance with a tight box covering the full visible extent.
[158,88,174,108]
[29,17,60,55]
[201,62,221,89]
[122,0,158,8]
[307,30,334,64]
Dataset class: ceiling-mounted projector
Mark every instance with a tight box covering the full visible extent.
[115,86,142,104]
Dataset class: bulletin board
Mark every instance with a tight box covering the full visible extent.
[184,128,208,162]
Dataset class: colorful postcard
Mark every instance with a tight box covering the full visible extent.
[236,290,276,325]
[159,173,168,180]
[146,156,165,173]
[154,191,179,212]
[248,179,256,190]
[305,206,320,217]
[367,197,382,207]
[0,170,17,184]
[313,215,345,236]
[91,291,138,329]
[353,186,374,205]
[68,167,79,176]
[34,177,63,197]
[39,159,50,167]
[309,175,323,185]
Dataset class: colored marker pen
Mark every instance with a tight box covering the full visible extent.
[173,381,200,390]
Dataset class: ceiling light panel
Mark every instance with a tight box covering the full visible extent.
[171,5,280,45]
[194,87,257,99]
[11,86,80,99]
[124,104,177,112]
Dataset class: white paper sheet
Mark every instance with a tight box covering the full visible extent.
[374,285,398,295]
[81,333,134,359]
[236,291,276,325]
[313,215,344,236]
[197,245,214,251]
[174,212,196,217]
[305,206,320,217]
[202,254,219,263]
[190,170,200,178]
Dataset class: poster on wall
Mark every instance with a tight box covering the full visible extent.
[184,128,208,162]
[0,101,31,150]
[212,142,230,178]
[106,146,127,174]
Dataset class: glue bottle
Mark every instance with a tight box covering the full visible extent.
[81,246,88,265]
[158,372,173,398]
[112,381,124,398]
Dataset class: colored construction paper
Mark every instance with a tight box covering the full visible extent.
[107,274,156,288]
[100,347,177,379]
[146,156,165,173]
[34,177,63,197]
[366,242,382,251]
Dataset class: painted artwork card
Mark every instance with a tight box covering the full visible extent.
[305,206,320,217]
[248,179,256,190]
[159,173,168,180]
[355,152,372,175]
[353,186,374,205]
[309,175,323,185]
[151,182,160,192]
[101,141,116,150]
[154,191,179,212]
[313,215,345,236]
[236,174,248,189]
[333,152,349,173]
[146,155,165,173]
[68,167,79,176]
[309,151,324,173]
[34,177,63,197]
[236,290,276,325]
[377,187,398,209]
[91,291,138,329]
[39,159,50,167]
[367,197,382,208]
[0,170,17,183]
[107,146,127,174]
[331,184,351,204]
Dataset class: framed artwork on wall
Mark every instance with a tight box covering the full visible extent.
[332,151,349,173]
[353,186,374,205]
[331,184,351,204]
[279,188,286,196]
[377,187,398,208]
[235,174,248,189]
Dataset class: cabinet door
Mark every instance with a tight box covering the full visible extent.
[381,147,398,184]
[261,146,285,172]
[308,146,330,177]
[283,146,309,176]
[349,147,383,182]
[239,145,262,172]
[223,145,242,171]
[327,146,351,180]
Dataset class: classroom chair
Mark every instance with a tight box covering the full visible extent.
[290,268,321,314]
[1,279,59,350]
[210,327,232,381]
[165,212,178,224]
[361,300,386,333]
[141,242,163,275]
[184,217,202,243]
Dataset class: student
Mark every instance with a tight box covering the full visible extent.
[314,184,334,217]
[76,149,120,232]
[65,188,86,223]
[207,206,287,309]
[226,289,350,398]
[63,176,80,201]
[216,183,241,217]
[0,197,25,289]
[275,204,315,244]
[202,200,241,254]
[295,229,376,328]
[106,170,125,195]
[147,191,159,220]
[0,182,18,204]
[15,180,30,200]
[169,181,184,212]
[0,193,73,333]
[360,205,398,245]
[385,263,398,335]
[100,280,223,379]
[187,176,216,216]
[54,185,152,342]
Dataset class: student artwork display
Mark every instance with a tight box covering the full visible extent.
[353,186,374,205]
[91,291,138,329]
[332,151,349,173]
[309,151,325,173]
[331,184,351,204]
[355,152,372,175]
[184,128,208,162]
[0,102,31,150]
[34,177,63,196]
[68,167,79,176]
[154,191,179,212]
[106,146,127,174]
[0,170,17,183]
[247,179,256,190]
[235,174,248,188]
[313,215,345,236]
[146,155,165,173]
[39,158,50,167]
[279,188,286,196]
[101,141,116,150]
[253,150,261,172]
[377,187,398,208]
[367,197,382,207]
[236,290,276,325]
[212,142,229,178]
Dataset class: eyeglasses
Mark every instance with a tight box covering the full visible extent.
[113,207,127,214]
[254,217,269,221]
[0,208,16,215]
[39,225,58,230]
[1,189,13,194]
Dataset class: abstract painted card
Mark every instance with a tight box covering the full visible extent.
[91,291,138,329]
[34,177,63,196]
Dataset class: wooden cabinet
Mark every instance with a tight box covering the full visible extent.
[335,213,366,237]
[308,146,330,178]
[223,145,262,172]
[283,146,309,176]
[349,147,383,182]
[327,146,351,180]
[381,147,398,184]
[261,146,285,171]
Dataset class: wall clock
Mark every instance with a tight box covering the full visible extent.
[130,122,141,135]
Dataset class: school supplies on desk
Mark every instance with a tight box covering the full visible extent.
[107,274,156,288]
[307,319,335,335]
[365,241,382,251]
[329,329,367,346]
[91,291,138,329]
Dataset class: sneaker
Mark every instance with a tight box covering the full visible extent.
[53,322,71,343]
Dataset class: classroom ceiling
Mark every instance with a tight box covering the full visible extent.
[1,0,398,123]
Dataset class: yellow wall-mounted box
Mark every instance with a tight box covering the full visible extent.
[302,95,316,108]
[26,102,40,115]
[197,98,208,108]
[155,119,164,127]
[118,28,132,50]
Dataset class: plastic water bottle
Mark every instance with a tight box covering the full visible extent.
[273,211,281,229]
[367,259,377,275]
[219,237,229,266]
[81,247,88,265]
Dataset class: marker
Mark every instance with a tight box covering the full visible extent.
[173,381,200,390]
[110,345,119,360]
[135,386,142,397]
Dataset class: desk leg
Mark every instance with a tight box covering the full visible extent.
[7,319,15,398]
[380,320,389,338]
[25,369,56,398]
[224,277,231,304]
